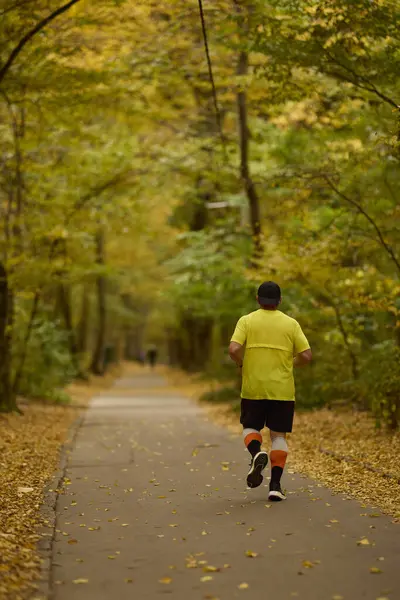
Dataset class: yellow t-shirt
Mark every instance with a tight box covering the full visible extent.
[231,309,310,401]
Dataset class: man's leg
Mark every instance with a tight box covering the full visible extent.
[265,400,294,501]
[240,400,269,489]
[268,431,288,501]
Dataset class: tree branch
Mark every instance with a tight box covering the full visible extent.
[324,177,400,275]
[322,48,399,109]
[0,0,82,86]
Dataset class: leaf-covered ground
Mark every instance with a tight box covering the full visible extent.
[206,405,400,519]
[0,371,119,600]
[165,370,400,519]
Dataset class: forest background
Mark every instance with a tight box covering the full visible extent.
[1,0,400,428]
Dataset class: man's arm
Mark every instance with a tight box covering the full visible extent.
[229,341,244,367]
[293,348,312,367]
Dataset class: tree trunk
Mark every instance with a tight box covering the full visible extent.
[58,283,85,377]
[235,2,263,263]
[0,263,17,412]
[90,229,107,375]
[77,284,90,354]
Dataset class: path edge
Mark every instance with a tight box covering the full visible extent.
[32,412,86,600]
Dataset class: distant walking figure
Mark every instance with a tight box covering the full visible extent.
[147,345,158,369]
[229,281,312,501]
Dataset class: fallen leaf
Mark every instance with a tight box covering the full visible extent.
[302,560,314,568]
[159,577,172,584]
[203,565,220,572]
[369,567,382,574]
[200,576,213,582]
[124,578,133,583]
[73,578,89,584]
[68,539,78,544]
[245,550,258,558]
[108,555,116,560]
[17,487,34,494]
[357,538,370,546]
[238,582,249,589]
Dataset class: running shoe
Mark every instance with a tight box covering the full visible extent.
[246,451,268,489]
[268,481,286,501]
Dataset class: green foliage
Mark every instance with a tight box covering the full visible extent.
[12,310,76,402]
[0,0,399,427]
[199,385,238,404]
[362,342,400,429]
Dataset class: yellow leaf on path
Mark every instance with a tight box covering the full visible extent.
[124,578,133,583]
[245,550,258,558]
[369,567,382,574]
[18,487,34,493]
[357,538,370,546]
[68,539,78,544]
[203,565,219,572]
[157,534,164,538]
[201,530,208,536]
[302,560,314,568]
[169,524,178,527]
[108,555,116,559]
[159,577,172,584]
[158,495,166,499]
[122,524,129,527]
[238,582,249,589]
[332,596,344,600]
[73,579,89,584]
[329,519,339,524]
[200,576,213,582]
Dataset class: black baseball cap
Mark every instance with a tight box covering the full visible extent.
[257,281,281,306]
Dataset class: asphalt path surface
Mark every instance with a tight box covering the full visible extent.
[48,371,399,600]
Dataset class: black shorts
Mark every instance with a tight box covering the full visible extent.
[240,399,295,433]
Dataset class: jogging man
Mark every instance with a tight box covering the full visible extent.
[229,281,312,501]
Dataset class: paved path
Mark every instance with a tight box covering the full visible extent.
[49,372,399,600]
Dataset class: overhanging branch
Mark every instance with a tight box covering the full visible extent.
[0,0,82,86]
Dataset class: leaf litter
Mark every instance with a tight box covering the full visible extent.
[0,371,118,599]
[204,404,400,517]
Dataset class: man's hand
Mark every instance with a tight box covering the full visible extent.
[229,341,244,367]
[293,348,312,367]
